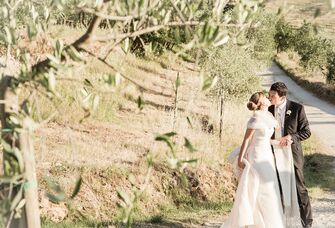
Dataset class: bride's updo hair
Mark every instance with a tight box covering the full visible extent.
[247,92,264,111]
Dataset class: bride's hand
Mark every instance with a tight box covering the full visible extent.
[238,160,245,169]
[279,135,293,147]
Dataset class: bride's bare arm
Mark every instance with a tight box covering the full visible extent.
[238,129,255,168]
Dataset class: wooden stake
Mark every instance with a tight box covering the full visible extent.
[219,89,224,140]
[0,76,41,228]
[20,119,41,228]
[173,72,180,131]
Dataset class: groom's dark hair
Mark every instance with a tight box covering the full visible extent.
[270,82,288,97]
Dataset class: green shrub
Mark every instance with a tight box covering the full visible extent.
[326,52,335,84]
[275,19,335,80]
[130,27,191,57]
[247,11,278,65]
[129,1,213,57]
[200,43,261,101]
[274,18,296,52]
[294,23,331,71]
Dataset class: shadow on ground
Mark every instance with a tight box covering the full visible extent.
[304,153,335,191]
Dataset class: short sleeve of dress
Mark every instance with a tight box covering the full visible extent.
[247,116,263,129]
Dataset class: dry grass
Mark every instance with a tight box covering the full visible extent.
[276,51,326,83]
[34,53,245,156]
[31,37,251,167]
[265,0,335,40]
[302,135,335,198]
[26,36,253,225]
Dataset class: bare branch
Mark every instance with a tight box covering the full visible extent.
[76,0,160,22]
[81,8,133,21]
[94,21,203,42]
[169,0,187,24]
[31,3,110,73]
[94,20,245,43]
[78,47,142,86]
[78,47,169,96]
[101,38,126,60]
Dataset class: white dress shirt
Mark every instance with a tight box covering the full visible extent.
[275,99,287,137]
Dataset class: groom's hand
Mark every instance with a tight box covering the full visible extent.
[279,135,292,146]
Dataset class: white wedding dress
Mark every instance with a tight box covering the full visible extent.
[222,110,285,228]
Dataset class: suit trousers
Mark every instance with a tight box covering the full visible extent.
[295,165,313,227]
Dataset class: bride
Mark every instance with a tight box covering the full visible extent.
[221,92,286,228]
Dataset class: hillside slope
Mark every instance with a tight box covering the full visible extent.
[33,48,251,226]
[265,0,335,39]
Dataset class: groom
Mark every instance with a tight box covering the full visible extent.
[268,82,313,228]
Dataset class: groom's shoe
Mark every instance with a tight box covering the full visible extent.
[302,217,313,228]
[302,221,312,228]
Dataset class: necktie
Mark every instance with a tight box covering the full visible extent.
[275,106,282,139]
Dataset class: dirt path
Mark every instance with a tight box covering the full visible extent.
[259,62,335,228]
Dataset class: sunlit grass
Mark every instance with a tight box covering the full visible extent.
[302,135,335,198]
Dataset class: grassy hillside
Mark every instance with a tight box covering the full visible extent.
[265,0,335,39]
[20,25,257,226]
